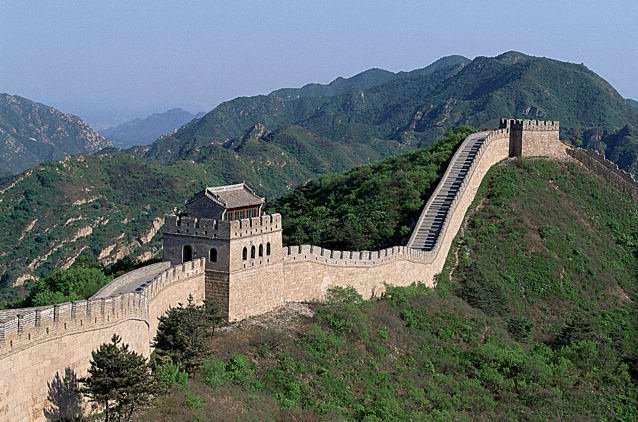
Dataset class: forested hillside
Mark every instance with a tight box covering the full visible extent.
[141,157,638,421]
[146,52,638,174]
[269,127,473,250]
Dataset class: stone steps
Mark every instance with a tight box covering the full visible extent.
[408,134,487,251]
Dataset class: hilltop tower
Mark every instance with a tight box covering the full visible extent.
[499,118,560,158]
[162,183,284,320]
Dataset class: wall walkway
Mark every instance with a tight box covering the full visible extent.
[0,258,205,422]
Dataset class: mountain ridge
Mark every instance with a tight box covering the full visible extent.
[0,94,111,175]
[144,52,638,172]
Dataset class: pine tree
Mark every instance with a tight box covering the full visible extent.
[153,295,218,372]
[80,334,155,422]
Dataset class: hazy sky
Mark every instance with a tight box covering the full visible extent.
[2,1,637,128]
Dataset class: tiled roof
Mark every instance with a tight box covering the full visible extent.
[204,183,264,209]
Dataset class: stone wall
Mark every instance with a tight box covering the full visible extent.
[225,127,517,321]
[0,258,206,422]
[92,261,171,298]
[567,148,638,201]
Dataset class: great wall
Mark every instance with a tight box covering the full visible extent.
[0,118,634,421]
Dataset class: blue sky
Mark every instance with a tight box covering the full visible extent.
[2,1,637,128]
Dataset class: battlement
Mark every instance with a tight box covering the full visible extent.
[282,244,431,266]
[568,147,638,201]
[164,215,229,238]
[486,128,510,138]
[0,258,205,357]
[229,213,282,239]
[164,213,281,240]
[499,118,559,131]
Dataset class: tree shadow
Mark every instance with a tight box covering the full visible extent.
[44,367,82,421]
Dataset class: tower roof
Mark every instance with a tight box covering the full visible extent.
[195,183,264,210]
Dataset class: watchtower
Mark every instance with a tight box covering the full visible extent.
[499,118,560,158]
[162,183,283,320]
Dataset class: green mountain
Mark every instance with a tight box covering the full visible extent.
[145,52,638,174]
[0,130,403,285]
[2,51,638,286]
[141,157,638,421]
[144,55,470,162]
[102,108,204,148]
[0,94,111,175]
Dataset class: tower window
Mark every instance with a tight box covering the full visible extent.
[209,248,218,263]
[258,244,263,257]
[242,247,247,261]
[250,245,256,259]
[266,242,271,256]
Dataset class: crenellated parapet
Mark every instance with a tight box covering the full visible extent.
[0,257,206,358]
[0,292,147,358]
[164,214,228,239]
[282,244,432,267]
[499,118,560,131]
[568,147,638,201]
[163,213,282,241]
[229,213,282,239]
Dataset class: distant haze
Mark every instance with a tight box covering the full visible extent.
[1,1,637,128]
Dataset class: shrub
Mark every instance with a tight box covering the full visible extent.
[28,265,111,306]
[155,362,188,389]
[315,287,368,337]
[184,390,203,410]
[507,316,533,342]
[200,358,228,389]
[80,335,155,422]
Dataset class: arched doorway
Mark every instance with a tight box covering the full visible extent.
[182,245,193,263]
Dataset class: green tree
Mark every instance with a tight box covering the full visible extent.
[28,265,111,306]
[153,296,218,372]
[80,335,155,422]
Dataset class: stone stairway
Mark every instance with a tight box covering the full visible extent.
[408,132,488,251]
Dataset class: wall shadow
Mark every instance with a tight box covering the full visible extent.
[44,367,82,421]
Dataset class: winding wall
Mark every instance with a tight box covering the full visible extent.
[224,121,569,321]
[0,119,573,420]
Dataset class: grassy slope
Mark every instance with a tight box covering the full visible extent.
[140,159,638,421]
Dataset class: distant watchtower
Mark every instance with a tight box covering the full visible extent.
[162,183,283,320]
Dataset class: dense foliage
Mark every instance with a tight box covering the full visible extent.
[153,297,219,373]
[139,158,638,421]
[26,264,110,306]
[147,52,638,173]
[270,127,473,250]
[445,159,638,377]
